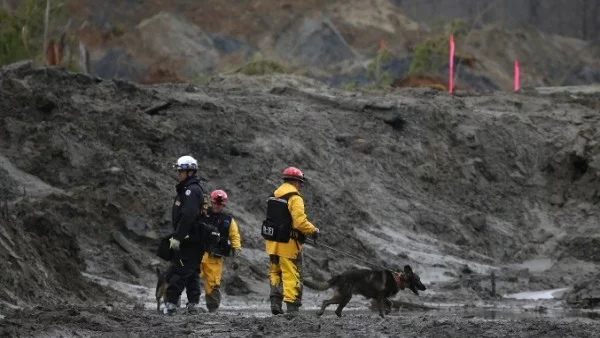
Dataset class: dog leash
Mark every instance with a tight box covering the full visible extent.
[306,238,390,271]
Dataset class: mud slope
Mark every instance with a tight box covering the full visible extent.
[1,61,600,315]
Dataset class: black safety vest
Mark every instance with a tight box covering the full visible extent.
[261,192,304,243]
[206,211,233,257]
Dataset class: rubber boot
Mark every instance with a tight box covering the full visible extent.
[270,296,284,315]
[284,301,300,318]
[206,288,221,313]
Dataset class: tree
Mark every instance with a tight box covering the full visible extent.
[0,0,65,65]
[408,19,468,77]
[366,42,393,87]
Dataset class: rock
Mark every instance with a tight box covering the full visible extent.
[209,33,250,55]
[275,16,356,67]
[92,48,141,80]
[136,11,219,76]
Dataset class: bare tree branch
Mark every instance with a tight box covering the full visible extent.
[43,0,50,64]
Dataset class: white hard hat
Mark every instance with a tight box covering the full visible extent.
[173,155,198,171]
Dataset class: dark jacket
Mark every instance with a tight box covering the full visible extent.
[171,176,205,262]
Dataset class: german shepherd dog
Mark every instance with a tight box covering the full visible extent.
[303,265,426,318]
[155,266,183,313]
[155,266,169,313]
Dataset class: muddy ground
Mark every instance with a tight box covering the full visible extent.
[1,61,600,336]
[2,305,600,338]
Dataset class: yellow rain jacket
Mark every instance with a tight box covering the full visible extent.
[264,183,317,259]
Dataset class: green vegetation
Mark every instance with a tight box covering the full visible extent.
[341,81,357,90]
[189,73,216,85]
[340,43,394,91]
[407,19,468,77]
[366,43,393,88]
[0,0,67,65]
[235,52,287,75]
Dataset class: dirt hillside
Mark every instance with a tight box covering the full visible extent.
[1,60,600,335]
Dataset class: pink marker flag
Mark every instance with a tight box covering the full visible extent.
[513,60,520,92]
[449,35,455,94]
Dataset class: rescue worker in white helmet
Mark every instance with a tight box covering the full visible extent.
[164,155,207,315]
[261,166,319,315]
[199,189,242,312]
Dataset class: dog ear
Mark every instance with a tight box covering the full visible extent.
[403,265,413,274]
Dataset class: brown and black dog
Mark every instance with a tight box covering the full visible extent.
[155,266,169,313]
[155,266,183,313]
[304,265,426,318]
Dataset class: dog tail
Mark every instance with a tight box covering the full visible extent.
[303,275,340,291]
[303,279,331,290]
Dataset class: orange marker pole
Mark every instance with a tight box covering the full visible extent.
[449,35,455,94]
[513,60,520,93]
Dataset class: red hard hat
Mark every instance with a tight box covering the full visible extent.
[282,167,305,182]
[210,190,228,204]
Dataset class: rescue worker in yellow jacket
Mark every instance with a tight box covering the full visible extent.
[199,189,242,312]
[262,167,319,315]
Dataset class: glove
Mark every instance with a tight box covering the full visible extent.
[312,228,320,240]
[169,237,180,251]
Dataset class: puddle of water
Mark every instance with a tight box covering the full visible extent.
[504,287,570,300]
[82,272,599,321]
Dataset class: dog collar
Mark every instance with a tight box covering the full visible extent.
[392,272,405,289]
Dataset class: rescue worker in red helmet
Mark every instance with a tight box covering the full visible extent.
[262,166,319,315]
[199,189,242,313]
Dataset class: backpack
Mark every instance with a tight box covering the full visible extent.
[261,192,298,243]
